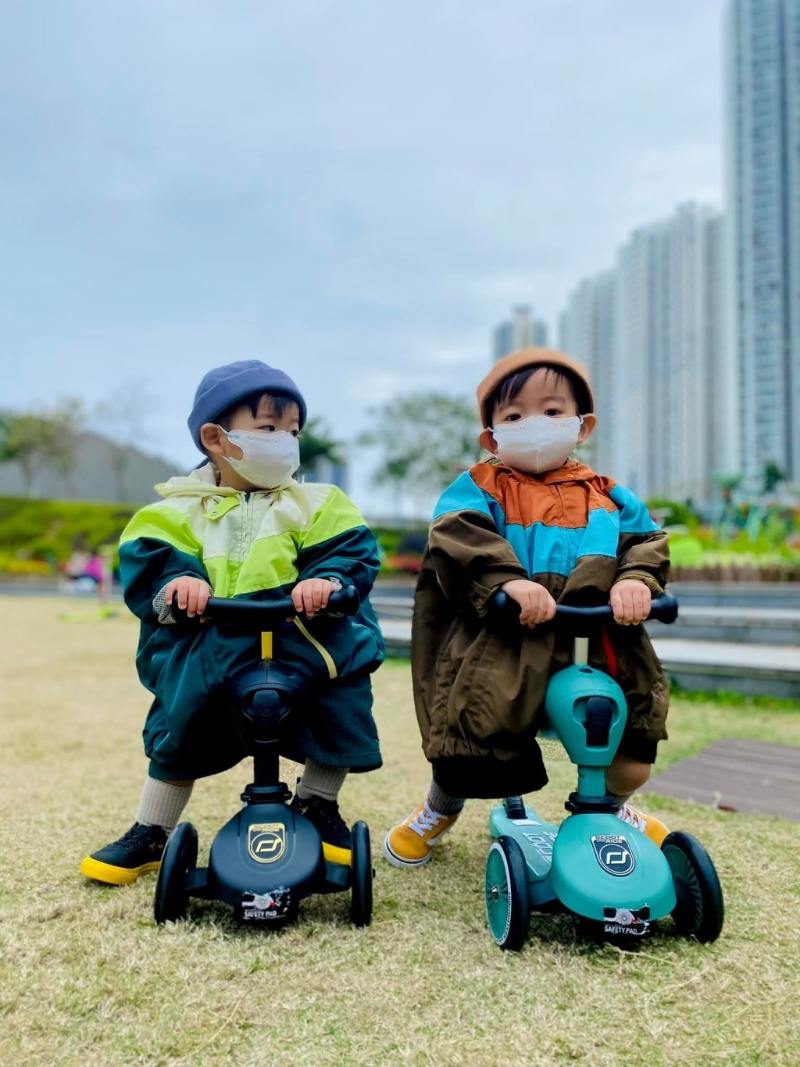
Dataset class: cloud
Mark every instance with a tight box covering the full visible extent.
[1,0,726,500]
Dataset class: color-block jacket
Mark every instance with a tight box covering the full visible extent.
[119,464,384,755]
[412,459,670,797]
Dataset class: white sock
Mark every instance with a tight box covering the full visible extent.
[137,777,194,831]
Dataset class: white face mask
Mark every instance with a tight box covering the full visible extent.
[491,415,583,474]
[218,427,300,489]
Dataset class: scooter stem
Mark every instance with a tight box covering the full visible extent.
[577,766,607,798]
[574,636,589,666]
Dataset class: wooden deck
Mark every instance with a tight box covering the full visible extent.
[641,738,800,821]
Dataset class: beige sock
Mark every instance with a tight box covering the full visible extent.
[137,777,194,831]
[295,760,349,802]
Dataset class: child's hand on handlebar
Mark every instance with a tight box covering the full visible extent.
[610,579,651,625]
[499,579,557,628]
[165,576,213,620]
[291,578,338,619]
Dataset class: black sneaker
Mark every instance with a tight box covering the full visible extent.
[290,794,352,865]
[80,822,168,885]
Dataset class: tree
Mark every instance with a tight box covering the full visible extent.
[358,392,482,501]
[298,418,344,476]
[94,381,156,501]
[0,404,81,496]
[0,413,20,463]
[763,461,787,495]
[41,399,83,495]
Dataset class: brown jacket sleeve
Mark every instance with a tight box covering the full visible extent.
[614,530,670,594]
[618,529,674,597]
[427,509,528,616]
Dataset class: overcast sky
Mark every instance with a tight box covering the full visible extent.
[1,0,726,511]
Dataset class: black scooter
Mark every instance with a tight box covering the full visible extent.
[154,586,373,929]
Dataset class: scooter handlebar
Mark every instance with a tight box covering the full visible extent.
[487,590,678,633]
[171,585,361,628]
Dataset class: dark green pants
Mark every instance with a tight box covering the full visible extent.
[145,669,381,781]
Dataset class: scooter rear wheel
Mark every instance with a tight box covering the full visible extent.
[485,836,530,951]
[662,831,724,943]
[350,821,373,928]
[154,822,198,926]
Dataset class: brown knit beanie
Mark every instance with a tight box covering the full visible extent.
[476,347,595,428]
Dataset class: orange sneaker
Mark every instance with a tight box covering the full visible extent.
[616,803,669,847]
[383,800,461,868]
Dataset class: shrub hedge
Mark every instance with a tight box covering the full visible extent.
[0,497,138,571]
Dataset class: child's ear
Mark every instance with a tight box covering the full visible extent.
[200,423,226,455]
[479,428,498,454]
[578,414,597,443]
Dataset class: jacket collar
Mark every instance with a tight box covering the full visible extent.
[480,458,598,486]
[156,461,298,499]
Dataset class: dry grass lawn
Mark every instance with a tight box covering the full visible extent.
[2,596,800,1066]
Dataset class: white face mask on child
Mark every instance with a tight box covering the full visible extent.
[217,427,300,489]
[491,415,583,474]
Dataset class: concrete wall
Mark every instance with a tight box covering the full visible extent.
[0,432,183,504]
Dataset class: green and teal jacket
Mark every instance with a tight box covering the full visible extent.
[119,464,385,718]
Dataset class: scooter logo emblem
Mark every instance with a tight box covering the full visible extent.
[591,835,635,877]
[248,823,286,864]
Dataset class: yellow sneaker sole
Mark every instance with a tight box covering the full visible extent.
[322,841,352,866]
[79,856,161,886]
[644,821,670,848]
[382,833,433,868]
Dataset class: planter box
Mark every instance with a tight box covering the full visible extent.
[671,565,800,583]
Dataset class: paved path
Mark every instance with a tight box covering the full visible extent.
[674,606,800,622]
[377,617,798,670]
[375,618,800,698]
[651,637,799,672]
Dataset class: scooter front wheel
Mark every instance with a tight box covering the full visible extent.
[154,822,198,926]
[662,831,724,944]
[485,836,530,951]
[350,820,373,928]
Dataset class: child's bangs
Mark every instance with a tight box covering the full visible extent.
[489,364,590,423]
[216,390,299,428]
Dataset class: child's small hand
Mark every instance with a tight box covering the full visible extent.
[165,576,212,619]
[500,579,557,628]
[610,579,651,625]
[291,578,337,619]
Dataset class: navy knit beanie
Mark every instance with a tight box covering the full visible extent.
[188,360,307,451]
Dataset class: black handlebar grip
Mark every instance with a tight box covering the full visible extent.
[646,593,679,624]
[488,590,678,630]
[173,585,362,627]
[325,585,361,616]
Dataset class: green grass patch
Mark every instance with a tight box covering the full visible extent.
[2,603,800,1066]
[668,682,800,712]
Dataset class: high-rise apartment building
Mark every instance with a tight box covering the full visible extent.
[493,305,549,362]
[559,204,729,502]
[557,270,616,475]
[725,0,800,483]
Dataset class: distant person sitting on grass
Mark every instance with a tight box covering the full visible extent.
[384,348,671,869]
[81,360,384,885]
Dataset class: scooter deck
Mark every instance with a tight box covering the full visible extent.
[489,803,560,907]
[187,801,352,920]
[489,803,677,928]
[551,812,676,926]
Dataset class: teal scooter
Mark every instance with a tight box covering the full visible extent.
[484,593,724,950]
